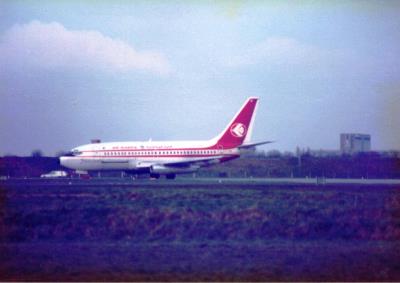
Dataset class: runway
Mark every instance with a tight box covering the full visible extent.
[2,176,400,188]
[1,178,400,281]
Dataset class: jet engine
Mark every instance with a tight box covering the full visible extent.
[150,164,199,174]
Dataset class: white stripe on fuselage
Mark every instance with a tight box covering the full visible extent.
[60,140,239,171]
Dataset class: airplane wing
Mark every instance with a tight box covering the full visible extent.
[136,156,222,169]
[163,156,223,167]
[136,156,227,174]
[238,140,275,149]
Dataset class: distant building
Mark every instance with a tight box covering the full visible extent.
[340,133,371,154]
[309,149,341,157]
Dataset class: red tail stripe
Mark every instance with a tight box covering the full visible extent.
[217,98,257,148]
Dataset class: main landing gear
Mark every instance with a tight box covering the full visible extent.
[149,173,176,180]
[166,173,176,180]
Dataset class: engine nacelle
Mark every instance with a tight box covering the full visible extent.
[150,164,199,174]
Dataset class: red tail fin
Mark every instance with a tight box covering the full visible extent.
[213,97,259,149]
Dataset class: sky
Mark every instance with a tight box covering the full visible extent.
[1,1,400,156]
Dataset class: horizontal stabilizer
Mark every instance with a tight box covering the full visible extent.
[238,140,275,149]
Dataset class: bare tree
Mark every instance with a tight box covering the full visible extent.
[31,149,43,158]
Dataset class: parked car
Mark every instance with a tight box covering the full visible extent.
[40,170,68,178]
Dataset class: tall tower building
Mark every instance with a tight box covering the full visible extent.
[340,133,371,154]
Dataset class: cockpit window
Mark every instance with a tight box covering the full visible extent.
[72,149,82,156]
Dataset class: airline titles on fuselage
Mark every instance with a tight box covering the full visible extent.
[78,147,232,158]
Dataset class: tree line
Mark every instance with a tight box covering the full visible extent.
[1,151,399,179]
[199,151,400,179]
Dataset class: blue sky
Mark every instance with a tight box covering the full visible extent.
[1,1,399,156]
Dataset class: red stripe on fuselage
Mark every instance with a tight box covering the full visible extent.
[76,153,239,158]
[77,155,222,158]
[79,145,225,153]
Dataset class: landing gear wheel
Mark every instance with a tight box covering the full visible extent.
[166,173,176,180]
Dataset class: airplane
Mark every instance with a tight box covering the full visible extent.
[60,97,272,179]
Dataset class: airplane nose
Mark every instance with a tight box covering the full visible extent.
[60,156,82,170]
[59,156,66,167]
[59,156,73,169]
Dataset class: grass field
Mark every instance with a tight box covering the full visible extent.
[1,180,400,281]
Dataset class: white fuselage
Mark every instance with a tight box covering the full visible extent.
[60,140,240,172]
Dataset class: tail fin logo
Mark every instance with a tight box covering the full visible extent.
[230,123,246,138]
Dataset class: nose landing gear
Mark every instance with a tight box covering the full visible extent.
[149,173,176,180]
[149,173,160,179]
